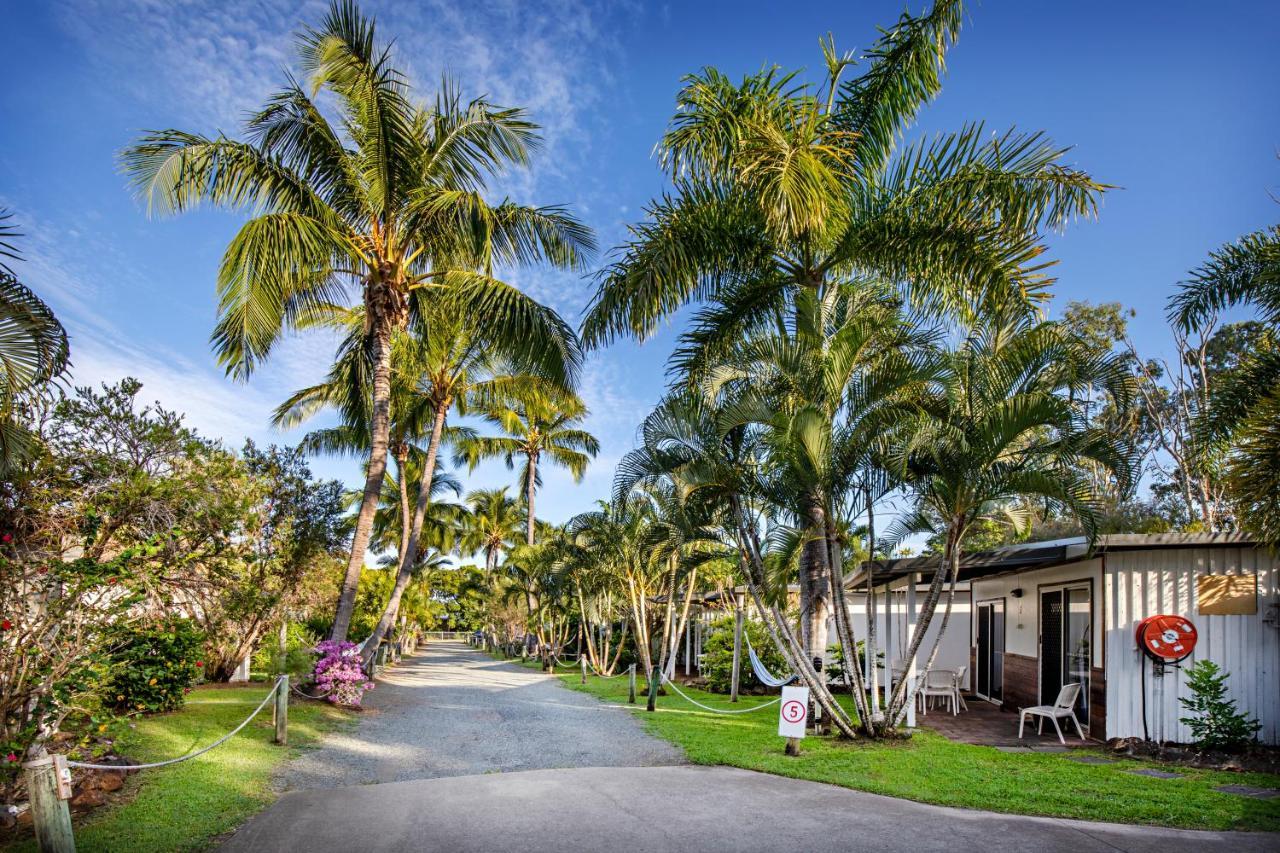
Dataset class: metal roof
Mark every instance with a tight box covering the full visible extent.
[852,532,1257,588]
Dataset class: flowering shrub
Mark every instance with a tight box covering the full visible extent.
[312,640,374,706]
[104,618,205,714]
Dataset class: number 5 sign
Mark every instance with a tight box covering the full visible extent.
[778,685,810,738]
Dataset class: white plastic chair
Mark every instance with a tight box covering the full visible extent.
[1018,683,1085,744]
[952,664,968,712]
[918,669,958,715]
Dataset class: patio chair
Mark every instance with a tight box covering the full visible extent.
[917,669,958,716]
[1018,682,1085,745]
[952,664,968,712]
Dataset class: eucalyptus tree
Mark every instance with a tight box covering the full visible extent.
[1169,223,1280,545]
[878,313,1136,730]
[122,0,593,642]
[456,391,599,548]
[0,210,69,475]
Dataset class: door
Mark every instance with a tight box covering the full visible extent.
[1039,585,1091,724]
[975,600,1004,702]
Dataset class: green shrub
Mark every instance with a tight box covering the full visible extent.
[701,616,789,693]
[1178,659,1261,751]
[252,621,321,679]
[104,618,205,714]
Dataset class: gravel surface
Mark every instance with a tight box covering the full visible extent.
[277,642,683,790]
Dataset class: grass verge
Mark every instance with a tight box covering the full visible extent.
[558,670,1280,832]
[4,683,350,853]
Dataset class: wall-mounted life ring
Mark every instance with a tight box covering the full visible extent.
[1135,614,1198,663]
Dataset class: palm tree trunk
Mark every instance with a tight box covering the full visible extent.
[525,451,538,547]
[395,447,411,566]
[361,404,448,670]
[801,499,832,662]
[330,320,394,644]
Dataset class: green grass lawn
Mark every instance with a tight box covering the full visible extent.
[4,683,350,853]
[557,671,1280,832]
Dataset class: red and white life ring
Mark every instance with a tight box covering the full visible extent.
[1135,614,1198,663]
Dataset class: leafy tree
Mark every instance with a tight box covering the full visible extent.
[122,0,592,642]
[1165,223,1280,544]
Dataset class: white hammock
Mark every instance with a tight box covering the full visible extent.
[745,634,797,688]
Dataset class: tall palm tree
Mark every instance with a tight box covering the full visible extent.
[122,0,593,642]
[1169,223,1280,545]
[456,392,599,548]
[0,210,69,474]
[582,0,1103,359]
[879,312,1136,730]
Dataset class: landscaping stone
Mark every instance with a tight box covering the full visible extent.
[1065,755,1114,764]
[1214,785,1280,799]
[994,746,1032,753]
[1129,768,1183,779]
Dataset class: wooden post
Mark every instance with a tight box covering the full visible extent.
[646,665,659,712]
[785,736,801,757]
[275,676,289,746]
[580,655,587,684]
[24,755,75,853]
[730,603,743,703]
[627,663,637,704]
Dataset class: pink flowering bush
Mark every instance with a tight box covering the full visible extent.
[312,640,375,706]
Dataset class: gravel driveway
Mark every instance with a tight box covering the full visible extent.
[278,641,682,790]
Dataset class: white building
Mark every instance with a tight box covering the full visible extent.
[857,534,1280,743]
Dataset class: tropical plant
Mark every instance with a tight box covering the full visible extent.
[122,0,593,642]
[1168,223,1280,545]
[1178,659,1261,751]
[879,313,1136,729]
[0,209,70,476]
[456,391,599,549]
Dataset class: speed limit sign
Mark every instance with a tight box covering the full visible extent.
[778,685,810,738]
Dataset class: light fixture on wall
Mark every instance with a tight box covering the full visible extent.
[1010,587,1024,598]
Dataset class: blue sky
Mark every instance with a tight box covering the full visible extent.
[2,0,1278,541]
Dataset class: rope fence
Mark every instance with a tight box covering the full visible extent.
[23,675,292,853]
[660,674,782,715]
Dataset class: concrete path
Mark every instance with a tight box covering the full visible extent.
[219,643,1277,852]
[223,764,1278,853]
[277,642,680,789]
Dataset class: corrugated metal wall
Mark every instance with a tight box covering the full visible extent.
[1105,546,1280,744]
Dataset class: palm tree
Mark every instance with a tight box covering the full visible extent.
[879,312,1136,730]
[122,0,594,642]
[456,392,599,548]
[709,283,938,726]
[0,210,69,474]
[582,0,1103,359]
[1168,223,1280,545]
[460,487,523,574]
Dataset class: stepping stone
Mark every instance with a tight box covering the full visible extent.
[1065,755,1114,764]
[1214,785,1280,799]
[1030,745,1069,753]
[995,746,1033,753]
[1128,768,1182,779]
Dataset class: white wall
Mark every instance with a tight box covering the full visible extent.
[832,584,972,689]
[970,559,1105,669]
[1105,547,1280,745]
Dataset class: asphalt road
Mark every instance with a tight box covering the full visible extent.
[220,643,1278,852]
[224,764,1278,853]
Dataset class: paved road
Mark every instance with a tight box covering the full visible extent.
[278,642,680,789]
[225,764,1277,853]
[220,642,1278,852]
